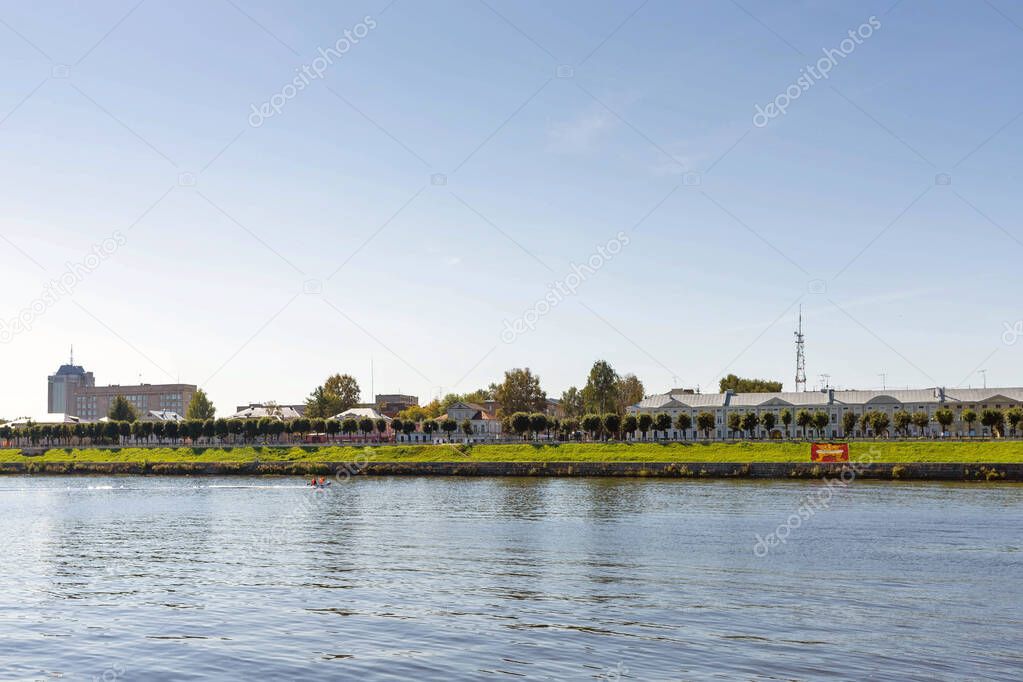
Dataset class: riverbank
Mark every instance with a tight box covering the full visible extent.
[1,442,1022,480]
[0,459,1019,480]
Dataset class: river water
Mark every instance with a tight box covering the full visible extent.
[0,476,1019,681]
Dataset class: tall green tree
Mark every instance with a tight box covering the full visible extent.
[761,412,777,436]
[911,411,930,436]
[506,412,529,440]
[560,387,584,418]
[615,374,645,413]
[718,374,783,393]
[602,413,621,439]
[696,411,716,439]
[492,368,547,415]
[654,413,673,439]
[305,373,361,418]
[893,410,912,437]
[741,412,760,439]
[675,413,692,439]
[108,395,138,422]
[935,408,954,435]
[871,412,890,438]
[1005,407,1023,437]
[727,412,741,437]
[980,409,1004,437]
[186,389,216,420]
[813,411,830,438]
[581,360,620,414]
[961,409,978,436]
[637,413,653,440]
[842,411,858,437]
[795,409,813,438]
[780,409,792,438]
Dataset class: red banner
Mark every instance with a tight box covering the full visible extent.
[811,443,849,462]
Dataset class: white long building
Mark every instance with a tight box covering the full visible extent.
[628,387,1023,439]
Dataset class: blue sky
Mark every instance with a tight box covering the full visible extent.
[1,0,1022,417]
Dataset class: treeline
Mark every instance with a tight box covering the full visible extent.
[1,416,390,447]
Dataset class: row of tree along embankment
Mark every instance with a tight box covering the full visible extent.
[0,460,1020,481]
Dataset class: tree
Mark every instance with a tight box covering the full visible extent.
[560,387,584,418]
[615,374,645,413]
[529,413,548,439]
[842,411,858,437]
[696,411,716,439]
[186,389,216,420]
[859,411,874,437]
[581,360,620,414]
[871,412,890,438]
[341,418,358,438]
[622,414,638,439]
[911,411,930,437]
[421,420,437,438]
[718,374,783,393]
[460,419,473,438]
[980,409,1004,437]
[893,410,912,437]
[675,413,692,439]
[511,412,532,440]
[962,409,978,436]
[761,412,776,436]
[726,412,741,438]
[359,417,375,440]
[780,409,792,438]
[108,395,138,422]
[214,418,229,442]
[375,419,388,440]
[1005,407,1023,437]
[935,408,954,435]
[741,412,760,439]
[795,409,812,438]
[654,413,672,440]
[637,413,653,440]
[813,411,830,439]
[581,414,602,441]
[492,368,547,416]
[305,373,361,418]
[602,413,621,439]
[401,420,416,439]
[440,418,457,440]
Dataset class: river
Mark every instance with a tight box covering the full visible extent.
[0,476,1019,680]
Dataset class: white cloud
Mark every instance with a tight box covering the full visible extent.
[546,110,613,153]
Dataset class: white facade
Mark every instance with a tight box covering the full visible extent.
[628,387,1023,439]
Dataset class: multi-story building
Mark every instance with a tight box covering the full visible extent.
[375,394,418,417]
[629,387,1023,439]
[47,359,95,415]
[73,383,196,422]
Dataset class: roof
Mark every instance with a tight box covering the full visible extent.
[145,410,183,422]
[227,405,303,420]
[632,386,1023,411]
[7,413,80,426]
[332,407,391,421]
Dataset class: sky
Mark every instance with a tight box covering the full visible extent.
[1,0,1022,418]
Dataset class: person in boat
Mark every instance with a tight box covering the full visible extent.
[309,478,318,487]
[318,477,328,487]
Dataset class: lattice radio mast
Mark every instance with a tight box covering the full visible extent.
[794,306,806,392]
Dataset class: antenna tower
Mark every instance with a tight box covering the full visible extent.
[794,306,806,392]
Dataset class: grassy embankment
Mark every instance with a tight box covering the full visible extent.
[1,441,1022,463]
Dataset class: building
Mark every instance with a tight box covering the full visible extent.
[228,404,304,420]
[47,356,95,415]
[7,413,81,427]
[629,386,1023,439]
[333,407,391,422]
[375,394,418,417]
[73,383,196,422]
[444,401,502,442]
